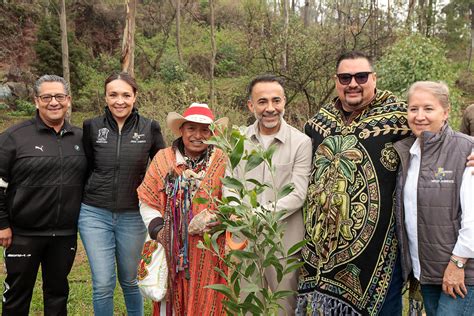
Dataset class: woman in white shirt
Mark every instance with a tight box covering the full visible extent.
[393,81,474,316]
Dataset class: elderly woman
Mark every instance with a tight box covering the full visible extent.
[137,103,228,315]
[79,72,166,315]
[394,81,474,315]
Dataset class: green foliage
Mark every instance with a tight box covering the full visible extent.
[377,33,464,128]
[440,0,471,51]
[377,34,458,95]
[9,99,35,117]
[33,15,90,96]
[215,29,246,77]
[74,53,121,112]
[199,126,306,315]
[135,32,173,79]
[159,59,187,84]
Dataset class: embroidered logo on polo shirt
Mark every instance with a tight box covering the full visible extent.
[96,128,109,143]
[131,132,146,144]
[432,167,454,183]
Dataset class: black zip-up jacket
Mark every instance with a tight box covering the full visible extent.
[82,107,165,212]
[0,112,88,236]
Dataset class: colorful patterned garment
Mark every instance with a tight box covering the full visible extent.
[137,144,227,316]
[296,90,410,315]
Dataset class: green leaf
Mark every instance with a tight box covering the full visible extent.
[205,284,233,299]
[245,153,264,173]
[286,239,308,257]
[211,230,223,254]
[233,278,240,296]
[230,137,244,169]
[222,176,244,191]
[193,196,208,205]
[277,183,294,199]
[283,261,305,274]
[276,266,283,283]
[223,301,240,314]
[222,196,242,205]
[264,143,277,165]
[230,249,259,259]
[230,269,240,285]
[240,301,262,315]
[244,262,256,277]
[249,190,258,208]
[203,232,211,248]
[241,283,259,294]
[246,178,264,187]
[214,267,228,280]
[273,290,295,299]
[263,256,279,268]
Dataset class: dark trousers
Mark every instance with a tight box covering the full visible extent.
[2,234,77,316]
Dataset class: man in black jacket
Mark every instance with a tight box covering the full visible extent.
[0,75,88,316]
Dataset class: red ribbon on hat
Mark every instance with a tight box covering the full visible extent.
[183,106,215,120]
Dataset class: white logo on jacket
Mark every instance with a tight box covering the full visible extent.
[35,145,44,152]
[131,132,146,143]
[431,167,454,183]
[96,128,109,143]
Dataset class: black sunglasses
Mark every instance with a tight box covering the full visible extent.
[336,72,373,85]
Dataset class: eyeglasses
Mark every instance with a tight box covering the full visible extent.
[37,94,68,103]
[336,72,373,85]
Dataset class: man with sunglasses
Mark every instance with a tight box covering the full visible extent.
[0,75,87,315]
[296,51,409,315]
[297,51,474,315]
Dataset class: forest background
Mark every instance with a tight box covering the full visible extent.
[0,0,473,314]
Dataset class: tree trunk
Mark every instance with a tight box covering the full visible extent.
[209,0,216,106]
[59,0,71,121]
[469,3,474,70]
[282,0,289,71]
[121,0,137,76]
[176,0,184,65]
[417,0,426,34]
[425,0,435,37]
[406,0,415,29]
[387,0,391,32]
[303,1,310,28]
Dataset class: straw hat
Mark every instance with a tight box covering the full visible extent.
[167,103,228,136]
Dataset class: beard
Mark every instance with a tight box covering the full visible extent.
[255,109,285,129]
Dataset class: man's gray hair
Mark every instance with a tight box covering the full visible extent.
[34,75,70,96]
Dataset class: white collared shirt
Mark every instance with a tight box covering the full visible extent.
[404,139,474,280]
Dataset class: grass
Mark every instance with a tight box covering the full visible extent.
[0,238,153,315]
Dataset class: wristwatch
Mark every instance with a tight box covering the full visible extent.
[450,256,466,269]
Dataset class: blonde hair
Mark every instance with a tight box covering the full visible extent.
[407,81,450,109]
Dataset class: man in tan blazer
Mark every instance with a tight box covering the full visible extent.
[224,74,312,314]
